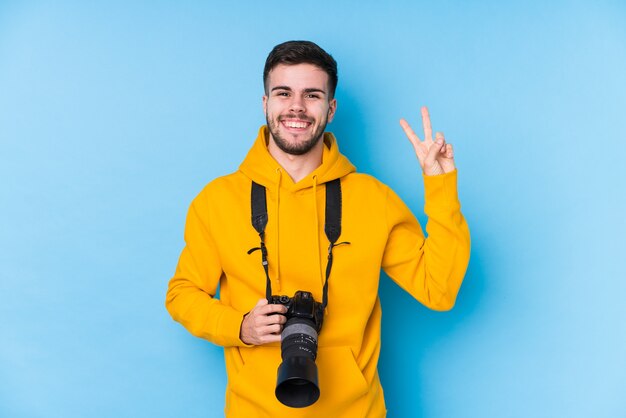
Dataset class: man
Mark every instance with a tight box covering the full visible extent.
[166,40,470,417]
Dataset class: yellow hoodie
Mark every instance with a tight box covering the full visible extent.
[166,126,470,417]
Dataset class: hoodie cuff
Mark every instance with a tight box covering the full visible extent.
[218,307,253,347]
[423,170,461,213]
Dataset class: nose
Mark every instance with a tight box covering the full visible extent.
[289,96,305,113]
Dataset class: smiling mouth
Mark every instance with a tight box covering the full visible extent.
[281,120,311,129]
[279,115,313,130]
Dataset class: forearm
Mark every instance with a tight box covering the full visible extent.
[421,170,471,309]
[383,170,470,310]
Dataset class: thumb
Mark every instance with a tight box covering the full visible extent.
[254,298,268,308]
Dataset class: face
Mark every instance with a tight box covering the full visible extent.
[263,63,336,156]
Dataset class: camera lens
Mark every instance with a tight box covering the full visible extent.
[275,317,320,408]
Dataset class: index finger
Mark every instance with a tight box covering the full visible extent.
[258,302,288,315]
[399,118,422,146]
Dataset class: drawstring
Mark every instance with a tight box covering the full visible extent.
[312,176,323,287]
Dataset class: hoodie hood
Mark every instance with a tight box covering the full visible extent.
[239,126,356,191]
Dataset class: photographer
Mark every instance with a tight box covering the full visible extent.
[165,40,470,417]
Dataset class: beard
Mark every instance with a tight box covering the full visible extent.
[266,113,328,156]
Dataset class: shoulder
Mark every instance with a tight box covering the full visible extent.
[341,172,392,195]
[341,172,412,214]
[192,171,249,207]
[339,173,397,214]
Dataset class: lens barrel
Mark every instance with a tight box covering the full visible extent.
[275,318,320,407]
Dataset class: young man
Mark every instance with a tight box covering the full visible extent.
[166,40,470,417]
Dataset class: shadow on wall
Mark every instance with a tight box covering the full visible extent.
[327,86,378,173]
[379,248,486,416]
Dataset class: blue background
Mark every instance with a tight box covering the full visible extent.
[1,1,625,417]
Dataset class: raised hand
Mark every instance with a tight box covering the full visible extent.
[240,298,288,345]
[399,106,456,176]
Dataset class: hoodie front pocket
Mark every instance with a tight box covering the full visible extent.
[229,345,370,416]
[313,346,369,410]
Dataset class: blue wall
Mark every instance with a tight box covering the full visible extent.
[1,1,625,417]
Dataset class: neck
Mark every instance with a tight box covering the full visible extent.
[267,137,324,183]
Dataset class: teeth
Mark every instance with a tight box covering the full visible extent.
[284,121,308,128]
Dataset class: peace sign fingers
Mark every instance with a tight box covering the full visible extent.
[399,106,456,176]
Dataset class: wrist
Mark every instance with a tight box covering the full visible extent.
[239,313,249,344]
[423,166,444,176]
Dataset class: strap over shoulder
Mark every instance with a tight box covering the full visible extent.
[249,179,346,308]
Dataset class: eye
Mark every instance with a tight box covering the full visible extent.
[276,91,290,97]
[306,93,320,99]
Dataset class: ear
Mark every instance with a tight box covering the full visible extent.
[327,98,337,123]
[263,95,268,114]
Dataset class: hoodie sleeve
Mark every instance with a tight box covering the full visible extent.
[381,170,470,311]
[165,194,250,347]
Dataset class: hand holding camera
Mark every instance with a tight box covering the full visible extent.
[240,298,288,345]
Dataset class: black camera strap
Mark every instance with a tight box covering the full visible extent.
[247,178,348,309]
[249,181,272,302]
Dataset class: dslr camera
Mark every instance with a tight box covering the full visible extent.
[270,290,324,408]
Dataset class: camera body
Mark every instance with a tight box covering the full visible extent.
[270,290,324,408]
[270,290,324,333]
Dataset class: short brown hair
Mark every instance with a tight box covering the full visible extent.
[263,40,338,98]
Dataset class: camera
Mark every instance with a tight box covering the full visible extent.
[270,290,324,408]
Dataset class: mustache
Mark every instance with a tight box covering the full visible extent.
[278,114,313,123]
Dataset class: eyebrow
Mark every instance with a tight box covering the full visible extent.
[271,86,327,95]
